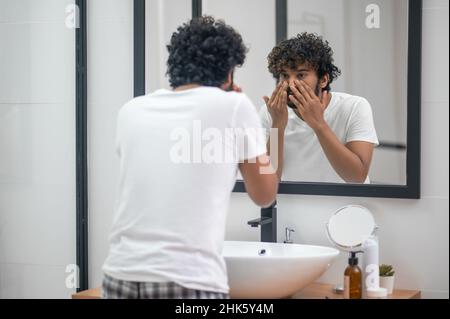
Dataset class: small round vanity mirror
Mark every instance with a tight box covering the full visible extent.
[326,205,377,251]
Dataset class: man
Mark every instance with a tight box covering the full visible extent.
[261,33,379,183]
[102,17,278,299]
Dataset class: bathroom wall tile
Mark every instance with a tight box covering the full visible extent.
[421,101,449,198]
[422,5,449,103]
[87,20,133,106]
[0,102,76,267]
[87,0,133,108]
[0,103,76,186]
[0,182,76,266]
[423,0,449,10]
[88,0,132,22]
[0,0,73,23]
[0,22,75,104]
[0,263,76,299]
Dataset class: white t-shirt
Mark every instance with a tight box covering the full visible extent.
[259,92,379,183]
[103,87,266,293]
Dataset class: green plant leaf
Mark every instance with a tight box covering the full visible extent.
[379,264,395,277]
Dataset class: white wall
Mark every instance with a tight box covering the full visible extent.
[226,0,449,299]
[0,0,77,298]
[85,0,448,299]
[87,0,134,289]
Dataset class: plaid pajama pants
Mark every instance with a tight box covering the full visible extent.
[102,274,230,299]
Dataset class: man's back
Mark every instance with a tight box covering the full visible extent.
[102,86,267,293]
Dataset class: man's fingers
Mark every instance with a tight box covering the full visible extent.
[281,91,288,109]
[269,81,283,105]
[263,96,270,106]
[290,82,307,106]
[273,81,286,107]
[273,88,281,107]
[278,82,289,107]
[298,80,316,100]
[233,84,242,93]
[289,95,305,114]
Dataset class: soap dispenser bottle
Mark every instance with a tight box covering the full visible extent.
[344,251,363,299]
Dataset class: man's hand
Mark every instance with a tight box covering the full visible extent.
[231,84,242,93]
[288,80,328,131]
[263,81,289,130]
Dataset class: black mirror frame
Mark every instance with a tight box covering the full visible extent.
[234,0,422,199]
[131,0,422,200]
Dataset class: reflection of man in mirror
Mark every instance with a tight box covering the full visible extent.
[260,33,379,184]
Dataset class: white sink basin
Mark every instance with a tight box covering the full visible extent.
[222,241,339,299]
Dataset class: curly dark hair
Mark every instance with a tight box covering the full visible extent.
[268,32,341,91]
[166,16,247,88]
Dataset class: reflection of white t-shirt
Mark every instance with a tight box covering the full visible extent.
[259,92,379,183]
[103,87,266,294]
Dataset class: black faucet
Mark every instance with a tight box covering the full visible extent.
[247,200,277,242]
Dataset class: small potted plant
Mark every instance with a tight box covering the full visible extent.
[379,264,395,294]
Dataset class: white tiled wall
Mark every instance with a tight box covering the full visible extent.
[0,0,77,298]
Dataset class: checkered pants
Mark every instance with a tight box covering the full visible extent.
[102,274,230,299]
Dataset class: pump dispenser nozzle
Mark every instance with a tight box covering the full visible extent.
[348,251,363,266]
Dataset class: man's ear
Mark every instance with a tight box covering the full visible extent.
[320,74,330,90]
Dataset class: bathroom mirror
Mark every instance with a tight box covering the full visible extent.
[281,0,410,185]
[326,205,377,252]
[135,0,421,198]
[227,0,422,198]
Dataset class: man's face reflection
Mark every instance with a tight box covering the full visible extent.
[279,65,323,118]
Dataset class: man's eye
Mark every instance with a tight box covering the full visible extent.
[297,74,305,79]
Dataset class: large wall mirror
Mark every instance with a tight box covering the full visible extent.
[136,0,422,199]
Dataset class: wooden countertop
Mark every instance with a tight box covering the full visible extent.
[291,282,421,299]
[72,283,421,299]
[73,287,102,299]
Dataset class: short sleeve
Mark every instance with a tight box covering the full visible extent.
[232,95,268,162]
[259,104,273,129]
[346,98,379,146]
